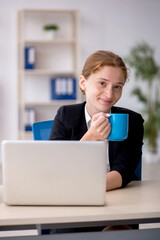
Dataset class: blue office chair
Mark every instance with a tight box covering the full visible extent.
[32,120,53,140]
[32,120,142,180]
[135,160,142,180]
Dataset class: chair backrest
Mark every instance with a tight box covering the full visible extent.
[32,120,54,140]
[32,120,142,180]
[135,159,142,180]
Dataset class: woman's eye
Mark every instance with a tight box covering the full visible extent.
[114,85,122,90]
[99,82,106,86]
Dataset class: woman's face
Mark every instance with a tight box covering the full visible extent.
[79,66,125,117]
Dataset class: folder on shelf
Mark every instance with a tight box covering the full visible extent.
[25,46,36,70]
[51,77,76,100]
[25,108,36,131]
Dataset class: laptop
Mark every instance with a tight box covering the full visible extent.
[2,140,107,206]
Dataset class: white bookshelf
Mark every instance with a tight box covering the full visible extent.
[17,9,81,139]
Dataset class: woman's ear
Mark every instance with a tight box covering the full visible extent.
[79,75,86,93]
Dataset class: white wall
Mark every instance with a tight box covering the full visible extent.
[0,0,160,162]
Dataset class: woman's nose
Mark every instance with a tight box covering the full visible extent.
[104,86,113,98]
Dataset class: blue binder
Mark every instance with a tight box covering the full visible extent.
[51,77,76,100]
[25,108,36,131]
[25,46,36,69]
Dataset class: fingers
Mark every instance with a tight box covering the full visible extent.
[90,113,111,141]
[92,113,110,129]
[92,112,107,122]
[96,117,111,139]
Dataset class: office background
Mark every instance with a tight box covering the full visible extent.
[0,2,160,236]
[0,0,160,164]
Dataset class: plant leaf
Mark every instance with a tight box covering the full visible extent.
[131,87,147,104]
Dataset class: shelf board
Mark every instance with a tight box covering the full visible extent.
[21,9,78,14]
[19,69,77,76]
[18,39,76,45]
[24,100,79,107]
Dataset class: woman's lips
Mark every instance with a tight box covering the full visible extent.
[99,98,112,105]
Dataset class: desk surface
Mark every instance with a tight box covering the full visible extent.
[0,181,160,228]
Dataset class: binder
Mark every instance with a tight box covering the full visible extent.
[51,77,76,100]
[25,46,36,69]
[25,108,36,131]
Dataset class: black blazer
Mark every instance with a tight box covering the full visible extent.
[49,102,144,187]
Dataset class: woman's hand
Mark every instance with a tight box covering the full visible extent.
[81,112,111,141]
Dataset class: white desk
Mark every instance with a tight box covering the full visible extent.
[0,181,160,232]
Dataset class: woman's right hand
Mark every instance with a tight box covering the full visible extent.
[81,112,111,141]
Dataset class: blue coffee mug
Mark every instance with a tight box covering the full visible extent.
[107,114,129,141]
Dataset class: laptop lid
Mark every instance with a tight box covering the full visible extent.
[2,140,107,206]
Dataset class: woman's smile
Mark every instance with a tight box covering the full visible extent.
[99,97,113,105]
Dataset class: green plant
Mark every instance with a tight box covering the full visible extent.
[43,24,59,31]
[125,42,160,153]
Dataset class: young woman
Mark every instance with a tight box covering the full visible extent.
[49,50,144,191]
